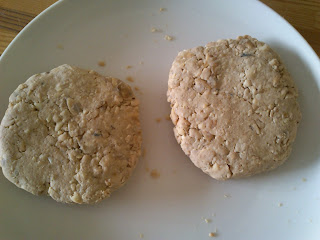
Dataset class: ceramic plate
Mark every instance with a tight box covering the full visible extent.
[0,0,319,239]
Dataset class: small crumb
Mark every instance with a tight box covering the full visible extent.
[139,61,144,65]
[223,194,231,198]
[155,118,162,123]
[165,114,171,121]
[292,187,296,190]
[98,61,105,67]
[309,219,313,223]
[212,213,216,217]
[57,44,64,50]
[209,232,216,237]
[145,167,150,172]
[150,27,162,33]
[150,169,160,179]
[172,169,177,174]
[134,86,143,95]
[205,218,211,223]
[164,35,174,41]
[126,76,134,82]
[126,65,133,69]
[139,233,144,238]
[302,178,307,182]
[142,148,146,158]
[278,202,283,207]
[159,7,166,12]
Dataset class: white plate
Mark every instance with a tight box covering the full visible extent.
[0,0,319,239]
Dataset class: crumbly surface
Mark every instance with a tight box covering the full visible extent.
[167,35,301,180]
[0,64,142,203]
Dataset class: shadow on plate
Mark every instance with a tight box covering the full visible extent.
[240,41,320,182]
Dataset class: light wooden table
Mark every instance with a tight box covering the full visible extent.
[0,0,319,57]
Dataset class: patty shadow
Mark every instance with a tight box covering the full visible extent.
[248,41,320,180]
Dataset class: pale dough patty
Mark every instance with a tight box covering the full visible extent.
[0,64,142,203]
[167,36,301,180]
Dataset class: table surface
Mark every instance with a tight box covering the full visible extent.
[0,0,319,57]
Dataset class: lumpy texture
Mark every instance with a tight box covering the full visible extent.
[167,36,301,180]
[0,64,142,203]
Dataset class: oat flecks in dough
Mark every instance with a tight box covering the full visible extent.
[0,64,142,204]
[167,35,301,180]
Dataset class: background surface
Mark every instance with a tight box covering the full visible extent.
[0,0,320,57]
[0,0,319,240]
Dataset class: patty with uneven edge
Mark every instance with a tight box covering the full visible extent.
[167,35,301,180]
[0,64,142,203]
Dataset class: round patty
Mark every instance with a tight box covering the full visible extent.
[0,64,142,203]
[167,35,301,180]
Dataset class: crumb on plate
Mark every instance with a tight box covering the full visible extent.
[126,76,134,82]
[150,169,160,179]
[142,148,146,158]
[205,218,211,223]
[151,27,162,33]
[57,44,64,50]
[98,61,105,67]
[164,35,174,41]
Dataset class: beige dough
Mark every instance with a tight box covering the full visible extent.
[0,64,142,203]
[167,35,301,180]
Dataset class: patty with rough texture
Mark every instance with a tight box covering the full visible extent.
[167,35,301,180]
[0,64,142,203]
